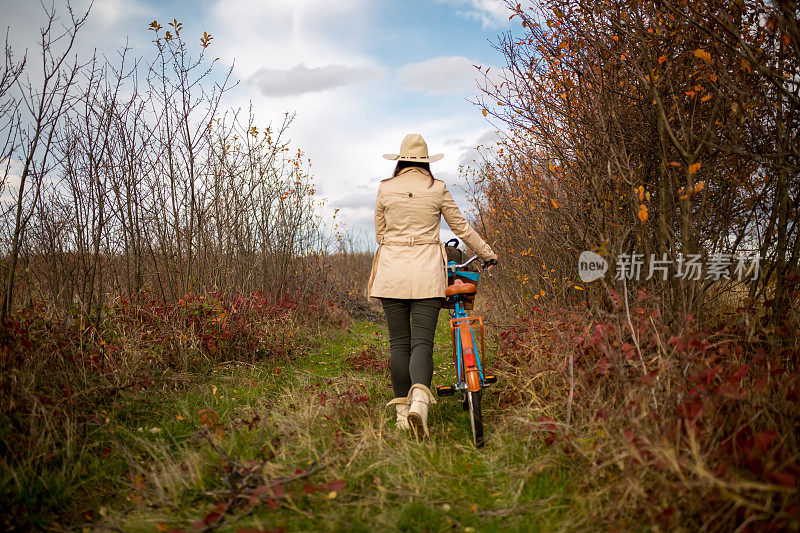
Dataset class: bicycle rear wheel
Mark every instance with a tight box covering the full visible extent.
[467,390,484,448]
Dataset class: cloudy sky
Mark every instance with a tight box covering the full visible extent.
[2,0,518,248]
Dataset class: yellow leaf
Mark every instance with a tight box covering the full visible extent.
[693,48,711,62]
[574,285,585,290]
[688,162,701,174]
[327,491,338,499]
[637,204,648,223]
[540,290,545,296]
[176,414,184,420]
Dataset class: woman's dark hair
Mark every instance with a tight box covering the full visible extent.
[392,160,435,187]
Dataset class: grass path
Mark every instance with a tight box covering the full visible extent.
[97,313,572,532]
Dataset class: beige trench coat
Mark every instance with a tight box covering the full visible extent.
[367,168,497,299]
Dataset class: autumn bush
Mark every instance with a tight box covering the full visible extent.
[475,0,799,329]
[468,0,800,528]
[492,288,799,529]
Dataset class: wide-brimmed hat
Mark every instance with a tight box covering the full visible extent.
[383,133,444,163]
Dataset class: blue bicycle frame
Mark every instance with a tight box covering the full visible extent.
[446,262,486,391]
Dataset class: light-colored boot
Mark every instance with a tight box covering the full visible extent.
[406,384,437,438]
[386,397,410,430]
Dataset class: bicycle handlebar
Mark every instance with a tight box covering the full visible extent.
[448,254,497,272]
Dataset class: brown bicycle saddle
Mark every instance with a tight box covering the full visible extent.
[445,278,477,296]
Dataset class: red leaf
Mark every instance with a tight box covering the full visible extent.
[768,471,796,488]
[731,364,750,381]
[270,484,285,498]
[753,430,778,452]
[638,374,654,386]
[326,480,346,491]
[204,510,222,525]
[668,336,684,352]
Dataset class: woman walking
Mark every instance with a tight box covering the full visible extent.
[367,133,498,438]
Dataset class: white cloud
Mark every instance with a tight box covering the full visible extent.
[92,0,151,26]
[209,0,376,77]
[438,0,511,29]
[458,129,502,166]
[397,56,481,96]
[249,63,376,97]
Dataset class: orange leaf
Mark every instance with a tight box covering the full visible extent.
[689,162,701,174]
[741,59,752,73]
[693,48,711,62]
[550,199,559,209]
[482,109,487,117]
[693,181,705,193]
[701,93,712,102]
[637,204,648,223]
[658,55,667,64]
[686,90,696,98]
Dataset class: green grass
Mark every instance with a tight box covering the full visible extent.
[78,311,573,531]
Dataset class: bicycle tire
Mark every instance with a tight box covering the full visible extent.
[467,389,484,448]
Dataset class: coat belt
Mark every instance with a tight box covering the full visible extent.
[367,237,448,297]
[380,237,441,246]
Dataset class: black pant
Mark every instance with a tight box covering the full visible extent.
[379,297,442,398]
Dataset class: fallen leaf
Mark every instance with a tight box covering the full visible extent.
[689,162,701,174]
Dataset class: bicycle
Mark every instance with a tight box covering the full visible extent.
[436,241,497,448]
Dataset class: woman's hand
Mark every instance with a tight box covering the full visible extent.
[482,258,498,271]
